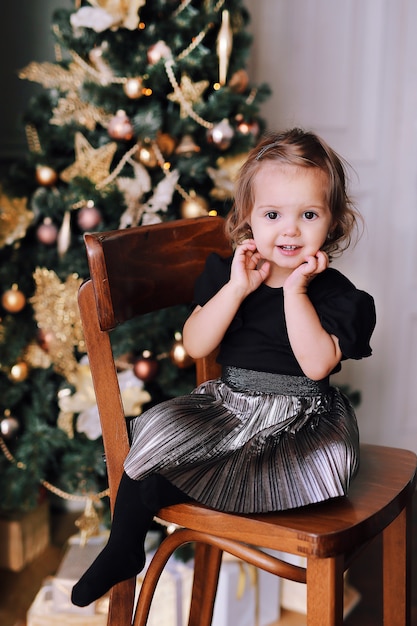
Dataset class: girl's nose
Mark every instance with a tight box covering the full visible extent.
[282,218,299,237]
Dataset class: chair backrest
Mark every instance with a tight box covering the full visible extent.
[78,216,232,505]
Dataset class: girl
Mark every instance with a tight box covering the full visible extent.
[72,128,376,607]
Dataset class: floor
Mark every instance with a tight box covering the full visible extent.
[1,495,416,626]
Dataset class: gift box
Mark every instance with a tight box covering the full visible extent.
[257,549,282,626]
[279,553,361,618]
[135,550,194,626]
[212,552,281,626]
[50,530,161,616]
[0,500,50,572]
[51,533,109,615]
[212,553,256,626]
[27,579,108,626]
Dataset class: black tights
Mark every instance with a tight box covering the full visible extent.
[71,472,190,607]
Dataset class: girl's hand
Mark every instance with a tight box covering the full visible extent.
[230,239,270,295]
[183,240,270,359]
[283,250,329,294]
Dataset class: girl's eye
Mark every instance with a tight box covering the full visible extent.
[303,211,317,220]
[266,211,279,220]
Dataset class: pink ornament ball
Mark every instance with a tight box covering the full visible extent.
[77,202,102,231]
[36,218,58,245]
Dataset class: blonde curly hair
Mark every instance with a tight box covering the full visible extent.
[225,128,361,258]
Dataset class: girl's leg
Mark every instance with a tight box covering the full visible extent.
[71,472,189,607]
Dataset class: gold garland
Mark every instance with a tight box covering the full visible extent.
[0,436,109,501]
[0,434,109,544]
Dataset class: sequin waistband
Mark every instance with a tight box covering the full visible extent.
[221,366,330,395]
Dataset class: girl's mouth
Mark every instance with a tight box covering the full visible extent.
[278,245,301,256]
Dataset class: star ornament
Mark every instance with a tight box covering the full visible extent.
[167,74,209,118]
[0,191,33,247]
[51,92,113,131]
[60,132,117,185]
[30,267,84,384]
[19,61,87,92]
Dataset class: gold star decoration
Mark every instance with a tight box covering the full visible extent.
[51,91,113,131]
[60,132,117,186]
[0,190,33,248]
[167,73,209,118]
[19,61,87,92]
[30,268,85,384]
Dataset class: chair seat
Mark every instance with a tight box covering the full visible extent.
[158,444,416,559]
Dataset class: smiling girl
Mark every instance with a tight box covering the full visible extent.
[72,128,376,608]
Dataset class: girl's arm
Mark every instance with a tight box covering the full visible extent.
[183,240,270,359]
[283,252,342,380]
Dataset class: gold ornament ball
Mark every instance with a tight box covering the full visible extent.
[136,141,158,168]
[180,194,209,219]
[8,361,29,382]
[123,77,144,99]
[170,333,194,369]
[2,286,26,313]
[156,132,177,156]
[229,69,250,93]
[36,164,58,187]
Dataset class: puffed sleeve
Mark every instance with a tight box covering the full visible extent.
[309,269,376,360]
[193,252,233,307]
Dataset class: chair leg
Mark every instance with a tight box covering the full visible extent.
[383,505,411,626]
[107,578,135,626]
[306,555,344,626]
[187,542,223,626]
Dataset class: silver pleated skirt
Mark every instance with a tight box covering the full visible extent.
[124,366,359,514]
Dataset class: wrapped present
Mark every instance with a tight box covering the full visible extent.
[212,551,281,626]
[257,549,282,626]
[51,530,161,616]
[27,579,108,626]
[212,553,257,626]
[51,534,109,615]
[279,553,361,618]
[0,500,49,572]
[135,551,194,626]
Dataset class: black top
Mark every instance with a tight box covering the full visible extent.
[193,253,376,377]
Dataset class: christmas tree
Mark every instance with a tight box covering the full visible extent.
[0,0,270,519]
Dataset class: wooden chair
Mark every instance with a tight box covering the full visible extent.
[78,215,417,626]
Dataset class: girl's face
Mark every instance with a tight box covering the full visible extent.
[248,162,334,284]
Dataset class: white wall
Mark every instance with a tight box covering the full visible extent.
[245,0,417,452]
